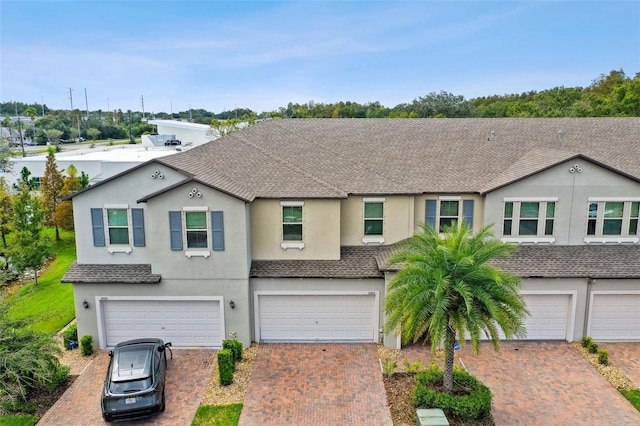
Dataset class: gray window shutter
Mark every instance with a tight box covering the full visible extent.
[425,200,437,229]
[91,208,105,247]
[169,211,183,250]
[211,211,225,251]
[463,200,474,229]
[132,208,145,247]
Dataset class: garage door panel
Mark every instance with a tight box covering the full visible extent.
[590,294,640,339]
[103,300,222,348]
[258,294,376,342]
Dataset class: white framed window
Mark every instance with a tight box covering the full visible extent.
[425,197,475,232]
[585,198,640,243]
[169,207,225,257]
[185,210,208,249]
[501,198,556,243]
[281,201,304,249]
[91,205,145,253]
[106,208,130,245]
[363,198,384,244]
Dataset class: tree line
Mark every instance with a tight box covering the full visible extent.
[1,69,638,145]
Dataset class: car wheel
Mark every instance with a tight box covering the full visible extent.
[160,390,166,412]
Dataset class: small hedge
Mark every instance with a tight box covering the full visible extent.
[597,349,609,365]
[80,335,94,356]
[218,349,235,386]
[223,339,243,363]
[588,342,599,354]
[62,325,78,350]
[414,366,492,421]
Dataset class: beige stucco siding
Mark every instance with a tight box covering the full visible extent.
[340,195,413,246]
[485,160,640,245]
[250,199,341,260]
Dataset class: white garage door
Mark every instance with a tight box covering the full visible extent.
[522,294,570,340]
[256,294,377,342]
[102,299,223,348]
[589,294,640,340]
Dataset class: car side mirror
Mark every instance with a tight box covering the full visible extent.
[157,346,164,352]
[108,351,113,357]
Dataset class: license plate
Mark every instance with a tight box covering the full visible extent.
[125,397,137,404]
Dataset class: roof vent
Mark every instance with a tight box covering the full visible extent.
[557,130,563,136]
[487,130,496,142]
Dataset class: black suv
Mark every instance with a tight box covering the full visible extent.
[101,338,172,422]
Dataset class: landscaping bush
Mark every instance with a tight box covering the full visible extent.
[382,358,398,377]
[80,335,94,356]
[414,366,492,421]
[62,324,77,350]
[597,349,609,365]
[581,336,592,348]
[588,342,599,354]
[218,349,235,386]
[223,338,243,363]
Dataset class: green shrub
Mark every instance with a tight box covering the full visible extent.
[403,358,425,374]
[581,336,592,348]
[218,349,235,386]
[62,324,78,350]
[80,335,94,356]
[414,366,492,420]
[588,342,599,354]
[382,358,398,377]
[223,339,243,363]
[597,349,609,365]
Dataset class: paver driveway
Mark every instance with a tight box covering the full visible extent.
[239,343,393,426]
[600,342,640,387]
[39,349,216,426]
[404,341,640,425]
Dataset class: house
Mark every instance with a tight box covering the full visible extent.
[62,118,640,349]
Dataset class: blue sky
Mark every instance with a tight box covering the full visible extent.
[1,1,639,114]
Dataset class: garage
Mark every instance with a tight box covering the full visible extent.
[588,293,640,339]
[521,293,572,340]
[100,298,224,348]
[254,292,378,342]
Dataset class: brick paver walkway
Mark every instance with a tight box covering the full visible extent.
[601,342,640,388]
[239,343,393,426]
[39,349,216,426]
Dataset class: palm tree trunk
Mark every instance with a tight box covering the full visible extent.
[443,327,455,393]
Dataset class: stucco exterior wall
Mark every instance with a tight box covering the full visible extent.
[485,160,640,244]
[340,195,413,246]
[250,199,341,260]
[414,194,484,234]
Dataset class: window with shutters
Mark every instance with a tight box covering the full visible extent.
[425,197,474,233]
[169,207,225,257]
[90,206,146,253]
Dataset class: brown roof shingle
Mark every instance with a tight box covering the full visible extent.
[62,263,161,284]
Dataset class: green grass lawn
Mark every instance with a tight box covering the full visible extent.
[191,404,242,426]
[7,228,77,334]
[621,389,640,412]
[0,415,39,426]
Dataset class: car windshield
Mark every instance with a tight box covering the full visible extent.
[111,345,153,383]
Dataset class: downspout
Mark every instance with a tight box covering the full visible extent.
[583,277,594,337]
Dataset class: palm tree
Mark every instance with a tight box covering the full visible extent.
[384,223,528,394]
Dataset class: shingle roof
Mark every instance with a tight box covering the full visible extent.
[250,246,391,279]
[378,245,640,279]
[62,263,162,284]
[153,118,640,199]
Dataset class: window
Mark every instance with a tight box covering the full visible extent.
[90,206,145,252]
[585,199,640,242]
[282,205,302,241]
[185,211,207,248]
[107,209,129,245]
[364,201,383,235]
[425,198,474,232]
[502,198,556,241]
[169,209,224,256]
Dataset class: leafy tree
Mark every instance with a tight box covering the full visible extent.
[0,298,69,408]
[46,128,63,149]
[54,165,83,231]
[13,167,38,192]
[40,148,65,240]
[0,177,13,248]
[7,188,51,286]
[87,127,101,141]
[384,223,527,394]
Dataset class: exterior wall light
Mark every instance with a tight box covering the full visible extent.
[229,300,235,309]
[82,300,90,309]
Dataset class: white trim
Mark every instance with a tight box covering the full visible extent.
[185,250,211,258]
[588,197,640,202]
[107,246,132,254]
[584,237,639,244]
[501,237,556,244]
[253,291,379,343]
[521,290,577,342]
[438,196,461,201]
[182,206,208,212]
[96,296,225,349]
[280,201,304,206]
[104,204,129,209]
[587,291,640,339]
[281,242,304,250]
[363,197,385,202]
[503,197,559,202]
[362,236,385,244]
